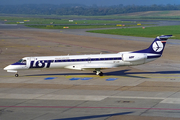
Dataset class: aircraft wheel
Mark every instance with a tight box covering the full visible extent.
[99,72,103,76]
[95,70,103,76]
[96,71,99,75]
[15,74,19,77]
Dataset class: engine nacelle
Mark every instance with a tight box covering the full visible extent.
[122,53,147,62]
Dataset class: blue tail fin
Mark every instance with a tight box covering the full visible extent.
[133,35,172,54]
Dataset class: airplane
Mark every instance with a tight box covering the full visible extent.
[4,35,172,77]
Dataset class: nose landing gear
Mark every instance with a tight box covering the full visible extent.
[15,73,19,77]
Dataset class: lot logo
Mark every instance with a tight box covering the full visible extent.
[152,41,164,52]
[30,60,53,68]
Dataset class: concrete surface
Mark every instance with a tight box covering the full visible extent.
[1,22,180,120]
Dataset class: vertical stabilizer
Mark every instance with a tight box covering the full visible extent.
[133,35,172,55]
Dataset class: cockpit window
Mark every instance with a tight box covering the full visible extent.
[18,59,23,63]
[17,59,26,64]
[22,60,26,64]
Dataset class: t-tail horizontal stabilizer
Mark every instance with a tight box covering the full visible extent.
[133,35,172,54]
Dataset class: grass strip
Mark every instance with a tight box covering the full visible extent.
[88,25,180,39]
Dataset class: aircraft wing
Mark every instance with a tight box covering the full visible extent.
[65,64,117,70]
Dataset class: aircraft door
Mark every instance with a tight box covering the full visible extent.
[24,57,30,68]
[88,58,91,63]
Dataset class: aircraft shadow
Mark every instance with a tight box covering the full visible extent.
[26,72,94,77]
[26,69,180,79]
[52,111,133,120]
[106,69,180,75]
[26,70,146,78]
[105,69,180,78]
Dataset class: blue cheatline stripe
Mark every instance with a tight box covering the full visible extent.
[44,77,57,80]
[106,78,118,81]
[147,55,161,59]
[30,57,122,64]
[55,57,122,63]
[12,62,26,65]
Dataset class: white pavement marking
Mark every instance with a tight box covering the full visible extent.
[0,93,43,99]
[0,93,107,101]
[160,98,180,104]
[109,96,165,100]
[36,95,107,101]
[1,92,180,103]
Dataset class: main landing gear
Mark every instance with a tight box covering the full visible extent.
[94,70,103,76]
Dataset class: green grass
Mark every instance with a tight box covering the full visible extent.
[2,15,180,39]
[26,24,139,29]
[26,25,117,29]
[26,24,147,29]
[7,19,130,25]
[2,16,150,29]
[88,25,180,39]
[3,16,131,25]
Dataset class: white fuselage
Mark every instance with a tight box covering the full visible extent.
[4,52,160,73]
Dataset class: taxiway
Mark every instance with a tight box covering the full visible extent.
[1,21,180,120]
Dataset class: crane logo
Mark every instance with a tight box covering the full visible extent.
[152,41,164,52]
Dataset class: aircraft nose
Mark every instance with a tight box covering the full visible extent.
[3,64,18,73]
[4,65,12,70]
